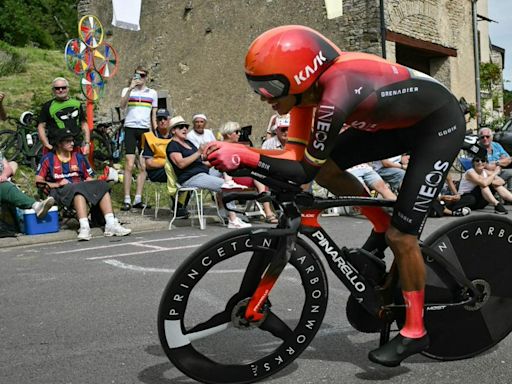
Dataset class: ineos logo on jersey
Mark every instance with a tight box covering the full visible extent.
[313,105,334,151]
[413,160,450,213]
[294,51,327,85]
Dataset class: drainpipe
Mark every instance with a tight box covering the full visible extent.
[379,0,387,58]
[472,0,482,127]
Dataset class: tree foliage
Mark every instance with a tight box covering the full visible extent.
[0,0,77,49]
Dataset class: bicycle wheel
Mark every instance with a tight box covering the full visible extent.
[158,229,328,384]
[421,214,512,360]
[0,130,21,162]
[91,131,112,168]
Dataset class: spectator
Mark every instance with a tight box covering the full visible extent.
[346,163,397,200]
[143,110,189,218]
[1,151,54,220]
[186,113,216,148]
[119,65,158,211]
[220,121,278,223]
[37,77,91,155]
[264,113,279,142]
[451,155,511,214]
[0,92,7,121]
[35,129,131,240]
[478,127,512,190]
[372,155,408,192]
[262,114,289,150]
[167,116,250,229]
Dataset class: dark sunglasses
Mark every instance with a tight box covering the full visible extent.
[175,125,188,129]
[278,127,288,132]
[135,72,147,78]
[157,117,168,122]
[479,135,491,139]
[53,86,68,91]
[233,130,241,134]
[473,159,487,163]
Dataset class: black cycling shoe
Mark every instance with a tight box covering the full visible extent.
[368,333,429,367]
[120,202,131,211]
[132,202,151,209]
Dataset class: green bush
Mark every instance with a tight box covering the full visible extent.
[0,41,27,77]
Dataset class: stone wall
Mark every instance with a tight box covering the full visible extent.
[80,0,475,136]
[80,0,382,138]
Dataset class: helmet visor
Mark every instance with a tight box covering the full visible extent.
[246,74,290,99]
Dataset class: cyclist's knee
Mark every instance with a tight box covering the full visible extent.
[385,226,418,251]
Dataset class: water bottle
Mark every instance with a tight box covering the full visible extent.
[26,133,33,146]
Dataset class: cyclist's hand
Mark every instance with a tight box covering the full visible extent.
[205,141,259,171]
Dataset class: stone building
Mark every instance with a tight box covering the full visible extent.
[80,0,477,138]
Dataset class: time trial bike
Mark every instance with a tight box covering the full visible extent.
[157,178,512,384]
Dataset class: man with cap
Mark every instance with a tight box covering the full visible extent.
[36,129,132,240]
[187,113,216,149]
[262,114,289,150]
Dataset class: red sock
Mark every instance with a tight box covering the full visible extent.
[400,290,426,339]
[359,206,391,233]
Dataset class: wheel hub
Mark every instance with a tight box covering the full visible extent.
[464,279,491,311]
[231,297,269,329]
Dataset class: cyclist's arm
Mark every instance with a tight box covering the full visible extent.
[151,107,157,131]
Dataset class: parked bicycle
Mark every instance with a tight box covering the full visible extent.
[0,112,43,168]
[91,107,125,168]
[158,176,512,384]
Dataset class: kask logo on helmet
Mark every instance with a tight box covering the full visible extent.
[294,51,327,86]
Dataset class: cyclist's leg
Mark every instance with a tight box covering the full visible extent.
[122,127,138,206]
[368,101,465,366]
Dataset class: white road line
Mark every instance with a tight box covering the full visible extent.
[132,243,169,251]
[55,235,207,254]
[86,244,201,260]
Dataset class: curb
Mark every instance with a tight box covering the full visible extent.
[2,215,222,248]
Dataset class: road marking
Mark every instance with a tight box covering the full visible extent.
[103,259,256,273]
[55,235,207,254]
[87,244,201,260]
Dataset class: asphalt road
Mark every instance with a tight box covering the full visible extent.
[1,213,511,384]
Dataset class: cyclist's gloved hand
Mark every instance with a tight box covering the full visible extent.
[205,141,259,171]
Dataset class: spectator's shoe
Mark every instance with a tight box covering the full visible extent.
[33,196,55,219]
[77,227,92,241]
[368,333,429,367]
[495,203,508,215]
[175,208,190,219]
[104,219,132,237]
[120,202,131,211]
[227,217,252,229]
[132,202,151,209]
[452,207,471,216]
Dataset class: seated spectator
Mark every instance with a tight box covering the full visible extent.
[221,121,278,223]
[346,163,396,200]
[428,174,471,217]
[187,113,216,148]
[1,153,54,220]
[264,113,279,142]
[372,155,408,192]
[478,127,512,190]
[167,117,251,229]
[35,129,131,240]
[142,110,189,217]
[262,114,289,150]
[448,155,512,215]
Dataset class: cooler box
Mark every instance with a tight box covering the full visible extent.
[20,206,59,235]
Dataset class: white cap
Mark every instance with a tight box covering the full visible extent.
[192,113,207,122]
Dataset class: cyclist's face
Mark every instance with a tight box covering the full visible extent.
[260,94,295,115]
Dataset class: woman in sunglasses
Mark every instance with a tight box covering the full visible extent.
[205,25,468,366]
[453,156,511,214]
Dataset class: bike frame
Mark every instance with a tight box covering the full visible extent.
[240,194,482,326]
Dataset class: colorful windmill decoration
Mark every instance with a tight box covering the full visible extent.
[64,15,119,165]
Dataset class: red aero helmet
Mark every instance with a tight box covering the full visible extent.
[245,25,341,98]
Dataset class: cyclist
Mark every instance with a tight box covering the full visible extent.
[205,25,465,367]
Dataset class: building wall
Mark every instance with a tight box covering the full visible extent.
[80,0,475,136]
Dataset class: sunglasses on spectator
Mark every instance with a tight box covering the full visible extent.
[135,72,147,78]
[473,159,487,163]
[278,127,288,132]
[479,135,491,139]
[53,86,68,91]
[232,130,241,134]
